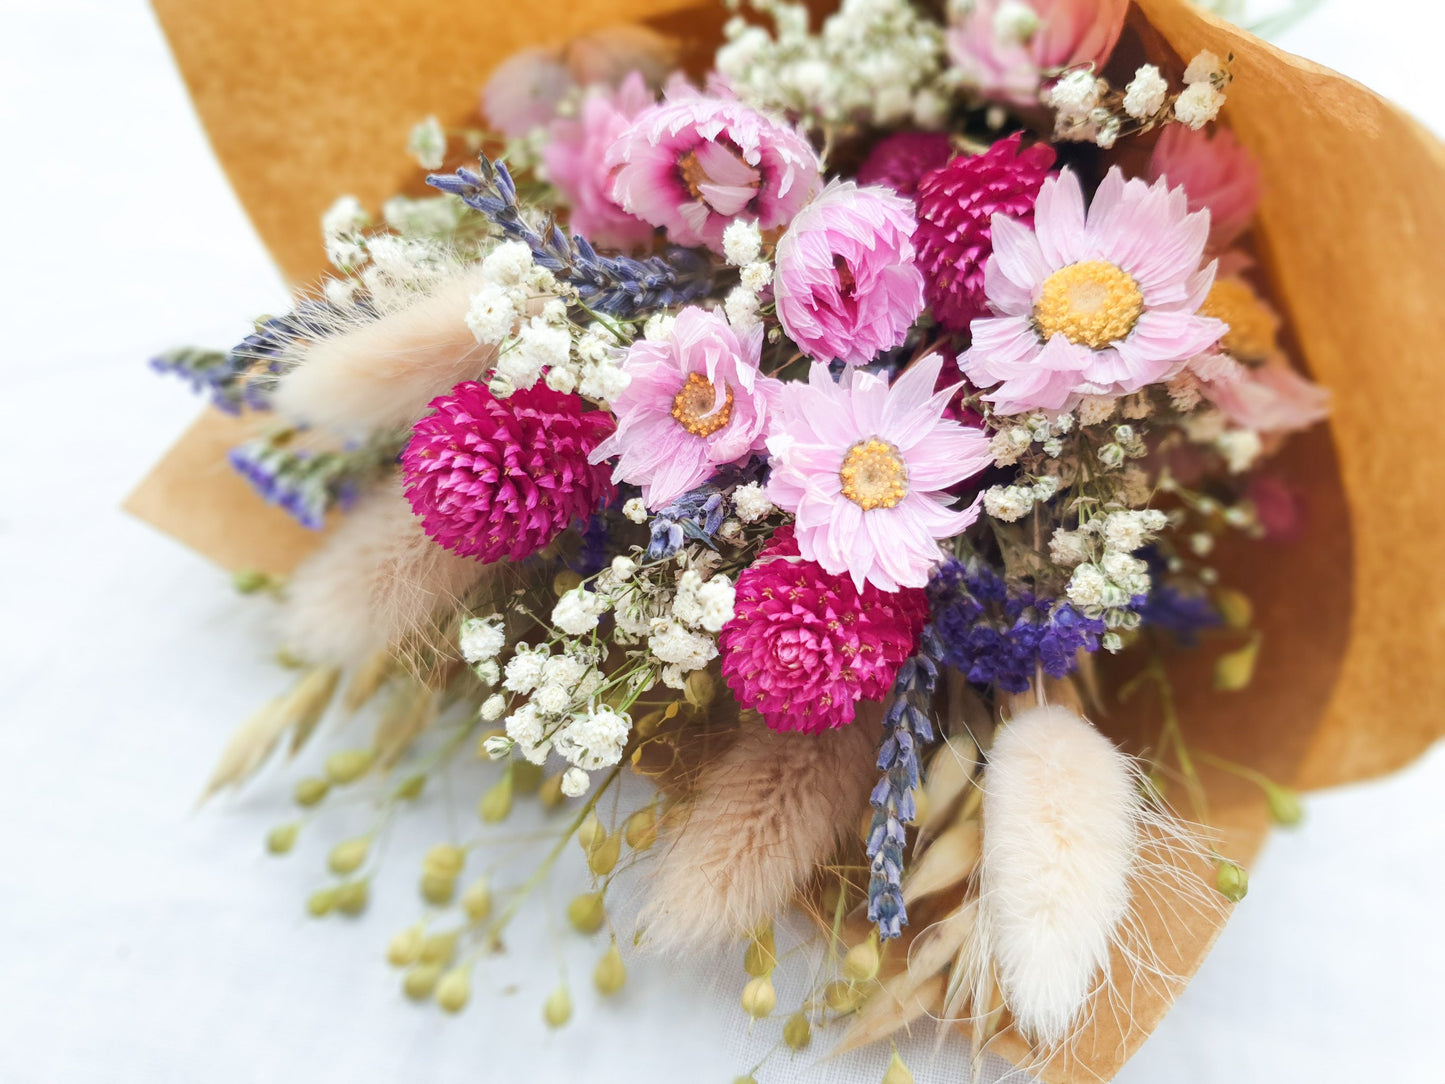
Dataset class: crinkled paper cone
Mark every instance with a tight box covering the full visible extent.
[130,1,1445,1078]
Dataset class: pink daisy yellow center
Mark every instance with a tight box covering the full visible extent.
[1033,259,1144,349]
[839,438,909,511]
[671,372,735,437]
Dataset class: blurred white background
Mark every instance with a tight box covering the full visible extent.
[0,1,1441,1082]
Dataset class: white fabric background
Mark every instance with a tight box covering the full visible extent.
[1,2,1442,1081]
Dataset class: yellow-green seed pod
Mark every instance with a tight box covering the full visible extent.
[543,985,573,1028]
[328,837,370,875]
[306,887,338,918]
[403,964,441,1001]
[566,891,606,935]
[823,980,863,1014]
[783,1011,812,1050]
[335,880,369,915]
[294,777,330,807]
[1215,587,1253,630]
[1264,782,1304,827]
[395,773,426,801]
[325,748,374,785]
[576,811,604,853]
[420,871,458,906]
[1214,635,1262,692]
[743,924,776,978]
[741,975,777,1019]
[842,932,881,984]
[436,967,472,1013]
[231,568,271,595]
[423,844,466,878]
[633,708,668,739]
[733,1078,759,1084]
[552,570,583,597]
[882,1050,914,1084]
[420,930,459,966]
[587,831,622,877]
[683,669,715,710]
[387,925,424,967]
[623,806,658,851]
[478,773,514,823]
[593,941,627,996]
[266,823,299,855]
[461,877,493,922]
[1216,859,1249,902]
[539,772,566,809]
[512,761,544,795]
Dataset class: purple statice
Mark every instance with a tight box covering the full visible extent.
[229,432,400,530]
[644,486,726,562]
[428,155,713,318]
[928,558,1106,693]
[1139,586,1220,645]
[865,636,940,940]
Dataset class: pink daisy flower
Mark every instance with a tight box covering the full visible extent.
[606,94,821,251]
[773,181,926,367]
[543,72,656,251]
[961,167,1226,415]
[719,526,929,733]
[765,354,992,592]
[1148,125,1262,251]
[589,306,778,509]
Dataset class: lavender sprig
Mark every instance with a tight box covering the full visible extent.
[866,629,942,940]
[645,488,727,562]
[229,430,402,530]
[428,156,713,317]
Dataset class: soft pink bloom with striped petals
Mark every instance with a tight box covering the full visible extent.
[1148,125,1262,251]
[774,182,925,366]
[961,167,1226,415]
[606,95,821,251]
[765,354,992,593]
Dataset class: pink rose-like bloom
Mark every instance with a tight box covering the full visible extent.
[947,0,1130,106]
[773,182,926,367]
[1148,125,1262,251]
[483,47,575,137]
[766,354,993,592]
[543,72,656,250]
[1197,353,1331,435]
[403,381,615,562]
[961,167,1226,415]
[589,307,778,509]
[857,131,953,201]
[606,95,821,251]
[914,133,1056,333]
[719,526,929,734]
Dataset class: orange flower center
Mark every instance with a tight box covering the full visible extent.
[839,438,908,511]
[1199,277,1277,363]
[671,372,734,437]
[1034,260,1144,349]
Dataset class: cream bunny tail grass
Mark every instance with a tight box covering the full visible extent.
[643,704,885,951]
[273,262,494,438]
[279,476,488,667]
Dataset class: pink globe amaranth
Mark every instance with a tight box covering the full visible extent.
[719,526,928,734]
[1148,125,1262,251]
[402,381,615,562]
[914,134,1056,334]
[543,72,657,251]
[774,181,925,366]
[857,131,954,201]
[606,93,821,251]
[947,0,1130,106]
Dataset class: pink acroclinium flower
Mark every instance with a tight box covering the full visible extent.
[947,0,1130,106]
[1148,124,1262,251]
[765,354,992,592]
[774,181,926,367]
[589,306,778,509]
[482,47,575,138]
[543,72,656,251]
[961,167,1226,415]
[606,94,822,251]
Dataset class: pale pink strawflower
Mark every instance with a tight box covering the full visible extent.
[765,354,992,592]
[947,0,1129,106]
[773,182,925,366]
[589,306,778,509]
[543,72,656,250]
[606,94,821,251]
[961,167,1226,415]
[1148,125,1262,250]
[483,47,574,137]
